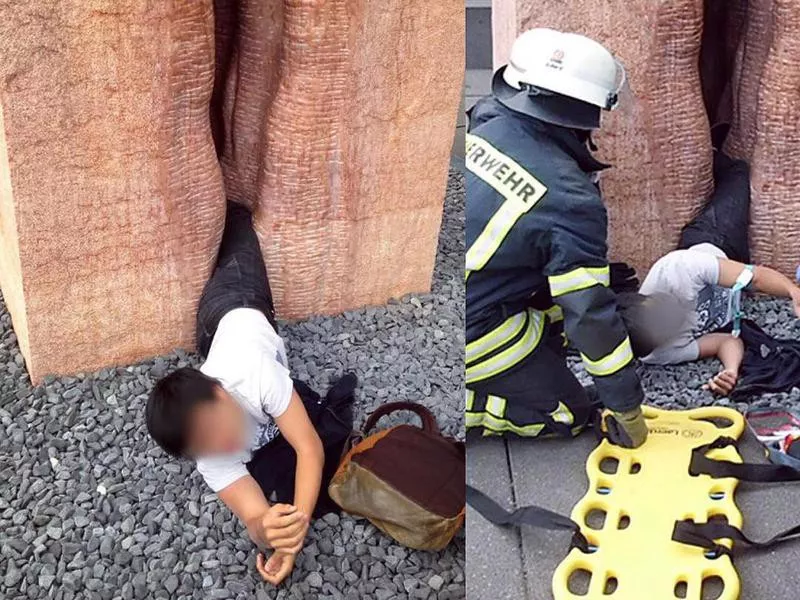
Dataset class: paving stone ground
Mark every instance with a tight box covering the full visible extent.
[0,171,465,600]
[467,297,800,599]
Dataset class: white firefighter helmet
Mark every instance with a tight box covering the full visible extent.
[493,28,626,129]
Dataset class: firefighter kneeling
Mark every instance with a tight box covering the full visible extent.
[465,28,648,448]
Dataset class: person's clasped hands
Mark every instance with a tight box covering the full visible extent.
[254,504,310,585]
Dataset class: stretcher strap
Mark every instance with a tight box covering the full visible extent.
[689,436,800,482]
[672,435,800,555]
[672,519,800,555]
[466,485,590,553]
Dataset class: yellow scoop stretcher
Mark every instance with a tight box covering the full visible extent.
[553,405,744,600]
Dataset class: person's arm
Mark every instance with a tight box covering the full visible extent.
[718,259,800,316]
[546,200,645,445]
[215,471,307,585]
[217,474,306,551]
[253,390,324,585]
[252,350,324,533]
[274,389,325,525]
[697,332,744,395]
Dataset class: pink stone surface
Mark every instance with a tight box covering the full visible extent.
[213,0,463,318]
[722,0,800,276]
[0,1,462,382]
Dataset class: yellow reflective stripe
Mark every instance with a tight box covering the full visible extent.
[465,389,475,411]
[465,310,545,384]
[581,336,634,377]
[466,202,529,272]
[465,311,528,365]
[465,411,485,429]
[551,402,574,426]
[481,429,504,437]
[465,134,547,273]
[544,305,563,323]
[477,413,546,437]
[548,266,610,297]
[467,399,576,437]
[485,395,506,417]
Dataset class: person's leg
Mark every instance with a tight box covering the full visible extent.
[196,201,278,357]
[466,333,595,439]
[677,150,751,263]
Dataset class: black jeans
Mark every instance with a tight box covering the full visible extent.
[677,150,751,263]
[196,201,277,358]
[195,202,354,515]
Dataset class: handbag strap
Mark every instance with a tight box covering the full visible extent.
[362,402,440,436]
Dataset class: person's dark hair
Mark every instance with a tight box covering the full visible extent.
[145,367,220,458]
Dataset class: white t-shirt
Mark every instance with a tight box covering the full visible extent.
[639,243,735,365]
[195,308,293,492]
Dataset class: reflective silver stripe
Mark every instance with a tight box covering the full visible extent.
[485,395,506,417]
[465,134,547,273]
[548,266,610,297]
[581,337,634,377]
[465,311,528,365]
[551,402,574,426]
[466,310,545,384]
[465,389,475,411]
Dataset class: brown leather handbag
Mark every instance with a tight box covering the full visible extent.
[328,402,465,550]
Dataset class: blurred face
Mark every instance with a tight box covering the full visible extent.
[185,387,247,457]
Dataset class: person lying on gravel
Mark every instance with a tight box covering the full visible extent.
[146,201,354,586]
[639,245,800,395]
[637,140,800,396]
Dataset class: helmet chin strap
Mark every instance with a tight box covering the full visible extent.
[574,129,598,151]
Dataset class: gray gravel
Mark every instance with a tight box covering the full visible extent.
[0,170,465,600]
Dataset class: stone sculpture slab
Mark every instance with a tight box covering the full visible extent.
[0,0,462,382]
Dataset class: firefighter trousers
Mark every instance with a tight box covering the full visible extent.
[465,329,597,438]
